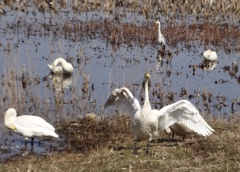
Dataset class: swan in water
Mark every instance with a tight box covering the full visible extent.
[4,108,59,150]
[102,73,214,154]
[48,57,74,75]
[203,49,218,61]
[154,20,166,49]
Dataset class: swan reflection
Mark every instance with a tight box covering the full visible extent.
[203,59,218,71]
[49,74,73,92]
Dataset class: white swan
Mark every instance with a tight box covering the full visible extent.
[48,57,74,75]
[154,20,166,47]
[4,108,59,149]
[102,73,214,154]
[203,49,218,61]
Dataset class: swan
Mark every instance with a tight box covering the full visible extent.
[4,108,59,150]
[102,73,214,154]
[203,49,218,61]
[154,20,166,49]
[48,57,74,75]
[164,122,194,141]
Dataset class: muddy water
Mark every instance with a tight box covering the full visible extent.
[0,2,240,161]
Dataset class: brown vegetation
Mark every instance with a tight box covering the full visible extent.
[2,116,240,171]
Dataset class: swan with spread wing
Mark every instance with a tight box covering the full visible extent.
[102,73,214,154]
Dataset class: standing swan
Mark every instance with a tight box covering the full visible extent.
[203,49,218,61]
[154,20,166,50]
[48,57,74,75]
[4,108,59,150]
[102,73,214,154]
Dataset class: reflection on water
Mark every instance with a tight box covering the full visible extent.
[49,74,73,92]
[203,60,218,71]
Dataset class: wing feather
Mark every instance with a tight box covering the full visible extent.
[16,116,55,131]
[102,87,141,118]
[153,100,214,136]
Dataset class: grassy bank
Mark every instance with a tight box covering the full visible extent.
[1,117,240,171]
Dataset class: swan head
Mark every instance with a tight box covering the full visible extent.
[144,72,151,82]
[154,20,160,25]
[143,72,151,89]
[4,108,17,130]
[164,127,172,135]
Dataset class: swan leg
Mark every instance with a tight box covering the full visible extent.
[171,132,175,141]
[145,141,151,154]
[182,135,185,141]
[162,44,165,52]
[31,138,34,148]
[24,139,28,151]
[132,140,139,154]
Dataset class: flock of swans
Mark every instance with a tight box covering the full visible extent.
[155,20,218,69]
[4,20,215,154]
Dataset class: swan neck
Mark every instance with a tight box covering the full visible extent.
[4,110,16,129]
[144,80,150,106]
[158,23,161,36]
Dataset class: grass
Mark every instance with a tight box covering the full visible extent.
[1,116,240,171]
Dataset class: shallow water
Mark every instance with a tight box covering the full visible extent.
[0,1,240,161]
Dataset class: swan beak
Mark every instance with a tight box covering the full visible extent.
[7,125,16,131]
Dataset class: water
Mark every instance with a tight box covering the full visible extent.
[0,1,239,161]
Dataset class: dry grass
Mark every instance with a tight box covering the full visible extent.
[1,116,240,171]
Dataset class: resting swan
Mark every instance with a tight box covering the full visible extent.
[4,108,59,150]
[48,57,74,75]
[102,73,214,154]
[203,49,218,61]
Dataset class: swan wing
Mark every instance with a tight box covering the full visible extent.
[102,87,141,118]
[14,115,59,138]
[152,100,214,136]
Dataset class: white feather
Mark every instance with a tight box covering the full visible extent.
[48,57,74,75]
[4,108,59,140]
[203,49,218,61]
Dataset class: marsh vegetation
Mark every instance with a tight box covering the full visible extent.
[0,0,239,171]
